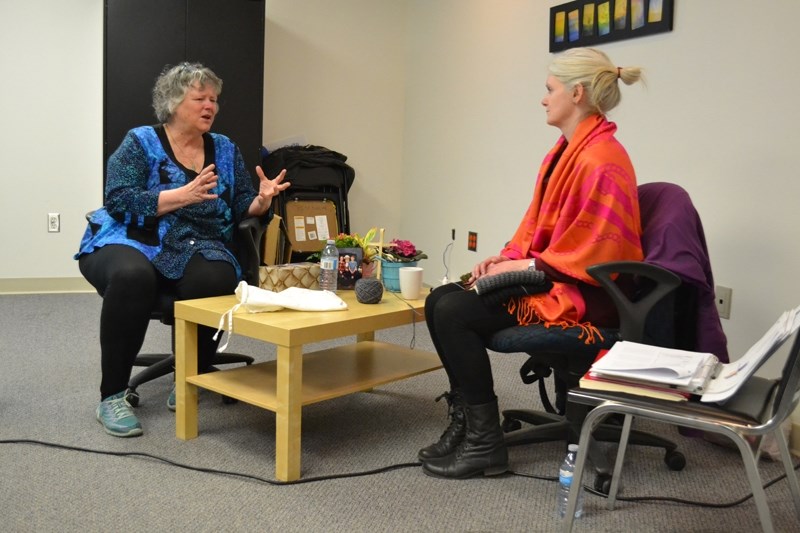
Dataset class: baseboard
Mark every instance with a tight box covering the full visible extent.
[0,277,93,294]
[792,421,800,457]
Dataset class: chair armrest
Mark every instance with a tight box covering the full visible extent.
[237,215,270,285]
[587,261,681,343]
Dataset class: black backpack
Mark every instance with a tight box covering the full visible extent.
[261,144,355,236]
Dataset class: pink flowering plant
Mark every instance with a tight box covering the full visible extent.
[380,239,428,263]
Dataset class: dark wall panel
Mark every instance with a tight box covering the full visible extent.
[188,0,265,179]
[104,0,264,185]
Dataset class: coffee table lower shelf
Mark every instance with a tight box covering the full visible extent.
[186,341,442,410]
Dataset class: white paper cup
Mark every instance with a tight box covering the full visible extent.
[399,266,424,299]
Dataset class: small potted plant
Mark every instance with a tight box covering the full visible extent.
[379,238,428,292]
[310,228,380,279]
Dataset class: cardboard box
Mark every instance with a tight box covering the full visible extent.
[263,215,293,266]
[284,200,339,253]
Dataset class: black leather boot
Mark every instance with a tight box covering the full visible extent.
[418,390,466,461]
[422,398,508,479]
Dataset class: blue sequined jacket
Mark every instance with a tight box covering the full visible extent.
[75,125,258,279]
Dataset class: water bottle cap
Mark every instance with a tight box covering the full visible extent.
[327,239,334,244]
[568,444,579,452]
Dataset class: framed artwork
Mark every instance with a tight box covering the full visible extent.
[337,247,363,290]
[550,0,673,53]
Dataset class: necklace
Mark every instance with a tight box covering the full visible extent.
[164,124,201,171]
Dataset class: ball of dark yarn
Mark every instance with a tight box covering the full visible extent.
[355,278,383,304]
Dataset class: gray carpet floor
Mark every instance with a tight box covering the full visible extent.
[1,293,798,532]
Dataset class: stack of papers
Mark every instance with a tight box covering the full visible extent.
[579,357,693,401]
[583,305,800,403]
[582,344,715,402]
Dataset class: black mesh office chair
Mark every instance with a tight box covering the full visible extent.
[123,216,267,406]
[85,187,271,407]
[489,259,687,491]
[488,182,726,492]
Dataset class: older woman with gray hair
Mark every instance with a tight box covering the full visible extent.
[76,62,288,437]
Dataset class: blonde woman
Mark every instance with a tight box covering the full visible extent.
[421,48,644,479]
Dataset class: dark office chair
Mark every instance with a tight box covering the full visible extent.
[123,216,266,405]
[564,325,800,532]
[489,260,686,490]
[488,182,725,491]
[92,216,267,406]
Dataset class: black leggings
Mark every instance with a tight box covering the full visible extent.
[79,245,238,400]
[424,283,519,405]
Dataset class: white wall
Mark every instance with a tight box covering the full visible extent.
[399,0,800,378]
[4,1,800,382]
[262,0,800,433]
[1,0,103,290]
[263,0,409,241]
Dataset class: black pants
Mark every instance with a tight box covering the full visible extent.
[424,283,519,405]
[79,245,238,400]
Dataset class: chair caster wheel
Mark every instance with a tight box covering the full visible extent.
[665,450,686,471]
[125,389,140,407]
[594,473,612,494]
[502,417,522,433]
[221,395,238,405]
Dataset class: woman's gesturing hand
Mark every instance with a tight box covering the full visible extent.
[156,163,220,215]
[248,167,290,216]
[184,164,220,204]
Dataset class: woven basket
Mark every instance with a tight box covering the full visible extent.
[259,262,320,292]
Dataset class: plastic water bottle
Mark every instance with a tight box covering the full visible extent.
[319,239,339,292]
[557,444,584,519]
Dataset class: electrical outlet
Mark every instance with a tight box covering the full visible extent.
[48,213,60,233]
[468,231,477,251]
[715,285,732,319]
[451,228,456,241]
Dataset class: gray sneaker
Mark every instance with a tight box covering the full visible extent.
[167,385,176,412]
[96,391,143,437]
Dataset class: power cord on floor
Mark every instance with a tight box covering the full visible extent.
[508,460,800,509]
[3,438,797,504]
[0,438,420,485]
[386,287,425,350]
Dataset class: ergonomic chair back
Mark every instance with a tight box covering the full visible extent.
[564,325,800,532]
[124,216,267,405]
[488,258,686,488]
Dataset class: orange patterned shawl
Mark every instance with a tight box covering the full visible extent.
[501,115,643,341]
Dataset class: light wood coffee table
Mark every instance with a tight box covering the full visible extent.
[173,289,440,481]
